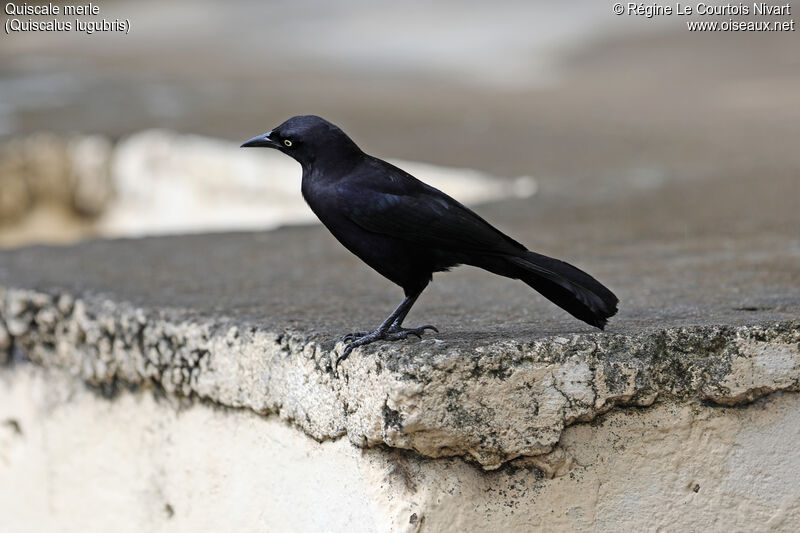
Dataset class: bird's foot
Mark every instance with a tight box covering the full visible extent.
[335,324,439,371]
[340,324,437,344]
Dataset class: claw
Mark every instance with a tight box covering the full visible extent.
[335,344,355,371]
[334,323,440,375]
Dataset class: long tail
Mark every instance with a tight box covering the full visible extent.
[471,250,618,330]
[505,251,618,329]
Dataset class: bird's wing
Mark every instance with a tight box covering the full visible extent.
[337,159,526,254]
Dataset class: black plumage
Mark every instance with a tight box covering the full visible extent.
[242,115,618,367]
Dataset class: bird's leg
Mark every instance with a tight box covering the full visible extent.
[340,295,417,343]
[339,294,417,343]
[336,293,438,369]
[386,295,438,337]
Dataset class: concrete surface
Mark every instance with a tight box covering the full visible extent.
[3,364,800,533]
[1,131,798,465]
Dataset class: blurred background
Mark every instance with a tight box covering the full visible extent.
[0,0,797,248]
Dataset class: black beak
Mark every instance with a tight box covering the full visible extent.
[241,131,278,148]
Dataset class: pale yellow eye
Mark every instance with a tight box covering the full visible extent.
[284,139,293,147]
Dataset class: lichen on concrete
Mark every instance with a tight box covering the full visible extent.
[2,286,797,470]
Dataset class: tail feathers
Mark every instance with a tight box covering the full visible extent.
[507,251,618,330]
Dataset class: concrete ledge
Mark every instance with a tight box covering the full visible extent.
[1,168,798,528]
[4,359,800,531]
[2,285,798,470]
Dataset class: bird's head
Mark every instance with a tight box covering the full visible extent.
[241,115,361,169]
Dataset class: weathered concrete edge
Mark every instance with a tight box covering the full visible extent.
[1,286,799,470]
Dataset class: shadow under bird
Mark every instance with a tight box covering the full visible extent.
[242,115,618,369]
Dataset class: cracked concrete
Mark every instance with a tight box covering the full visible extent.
[1,278,798,470]
[0,111,798,470]
[4,363,800,532]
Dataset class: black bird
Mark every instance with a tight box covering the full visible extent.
[242,115,618,368]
